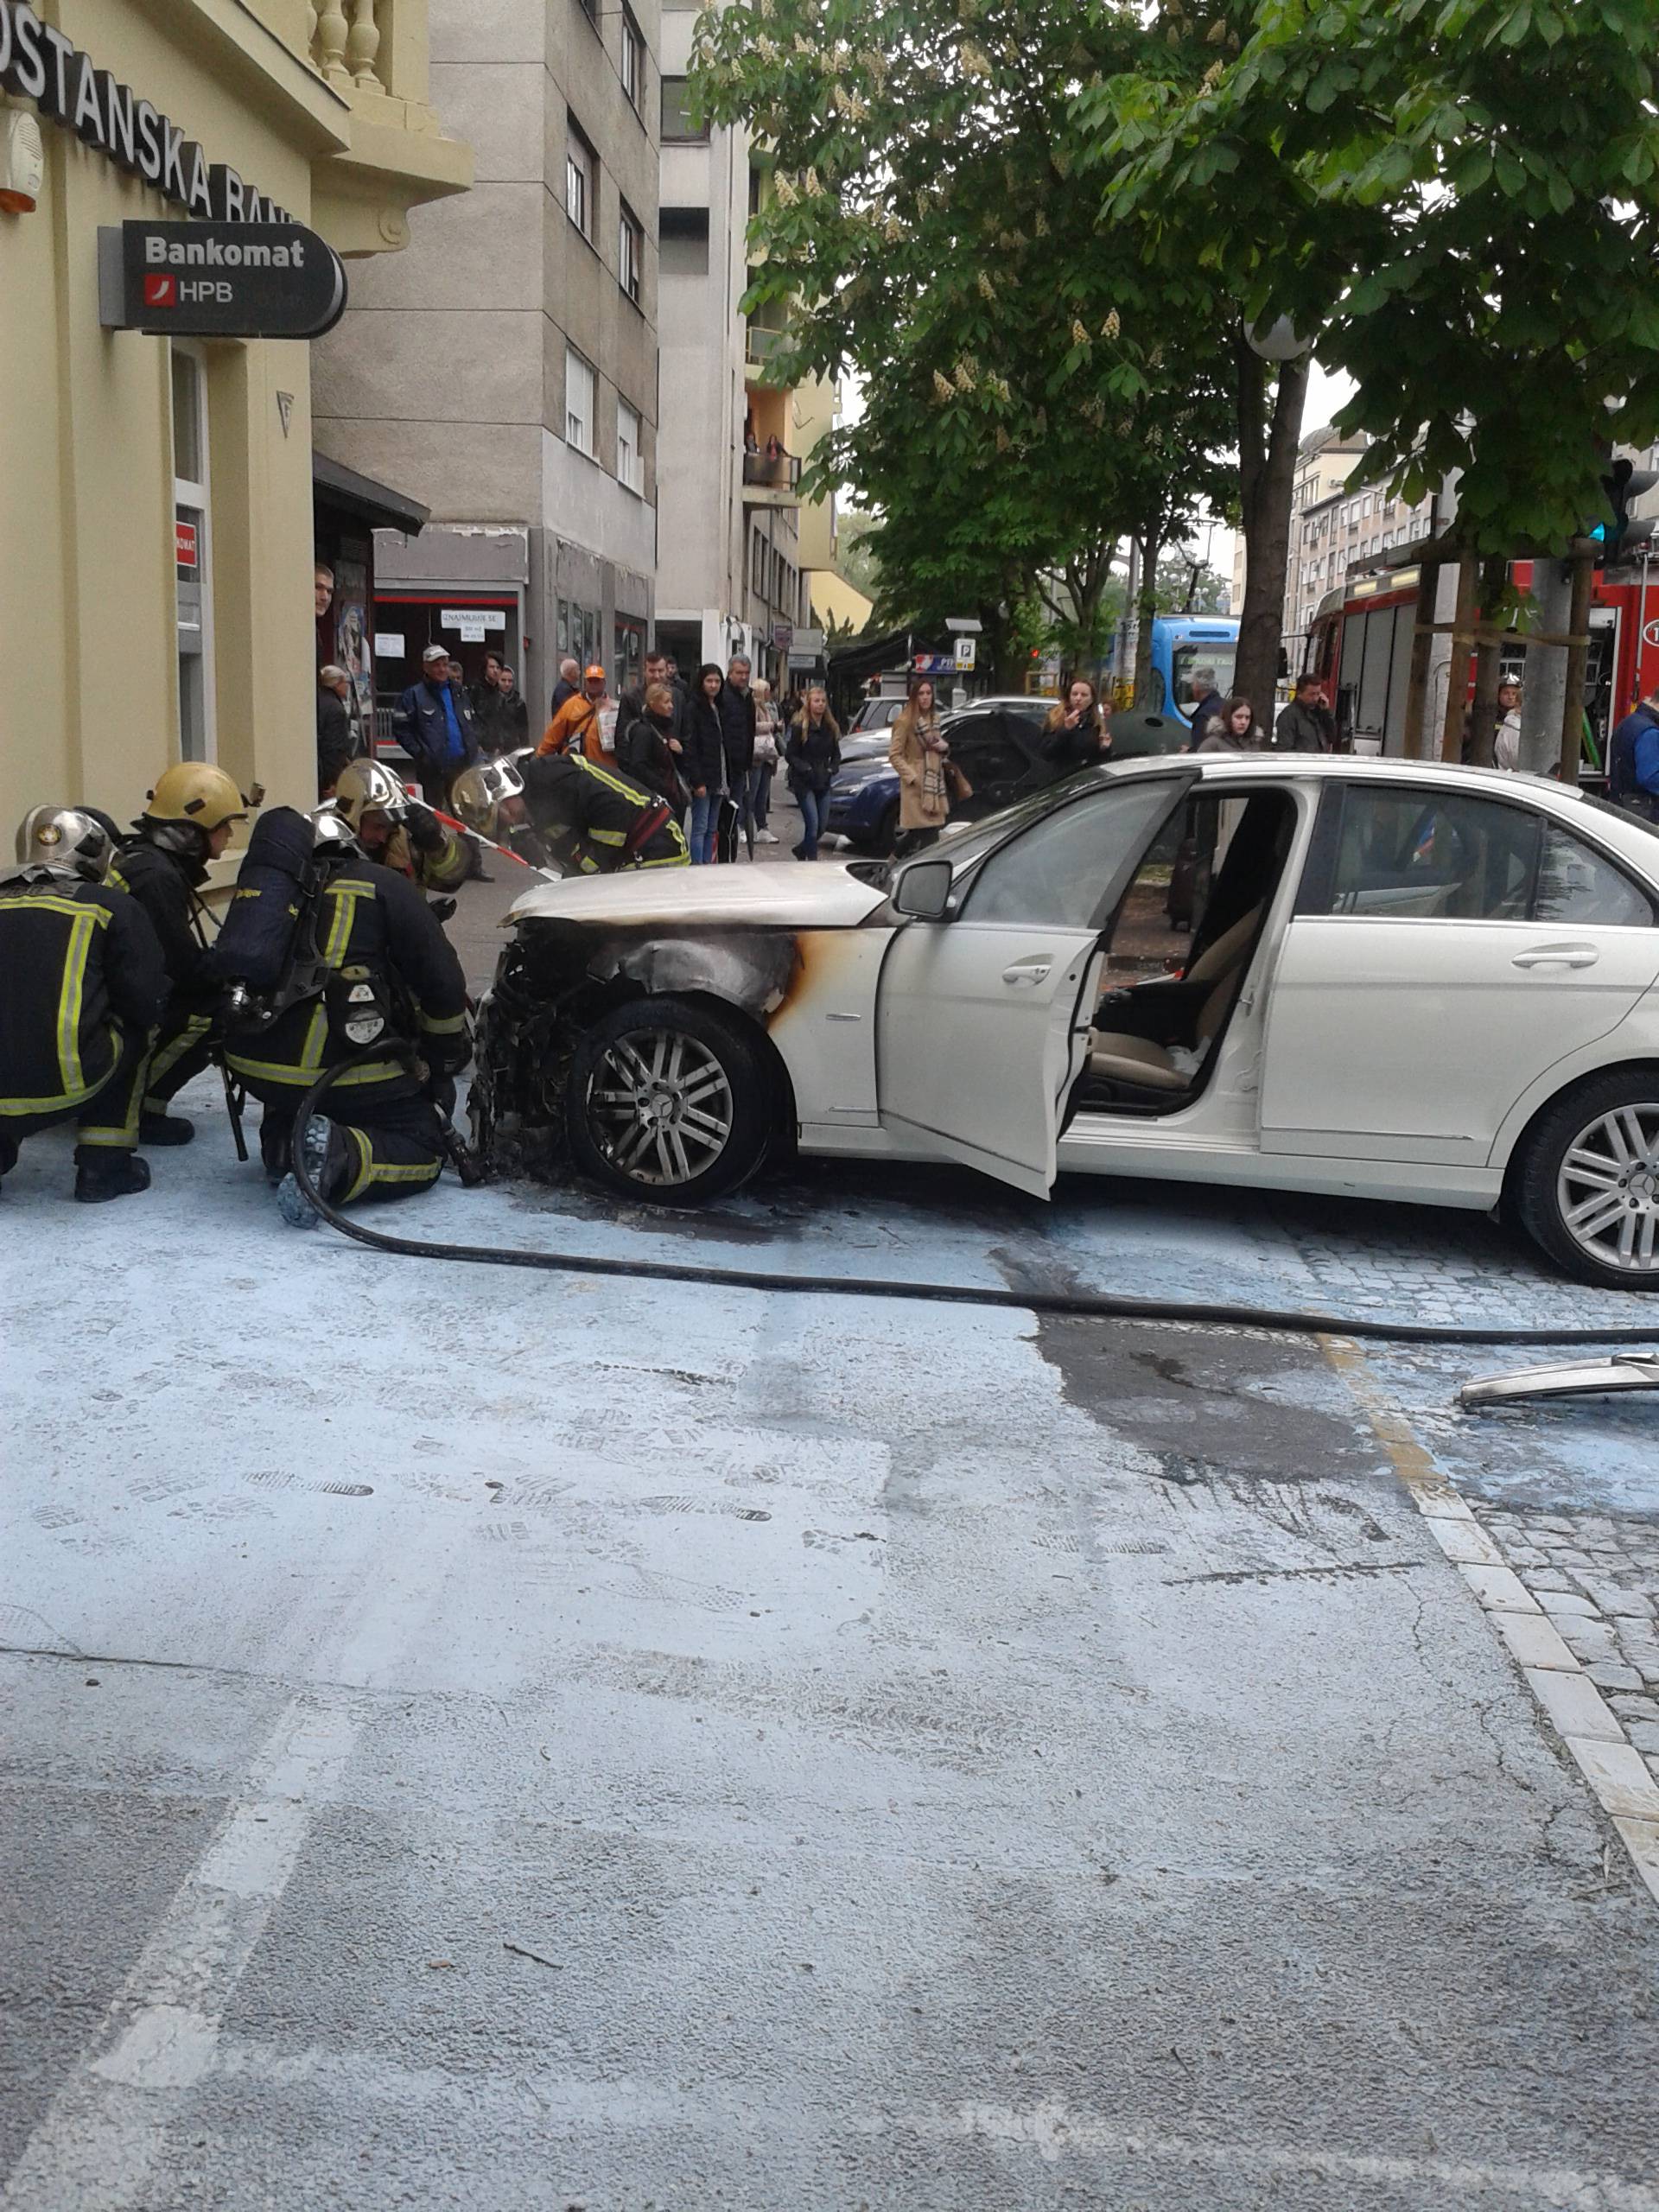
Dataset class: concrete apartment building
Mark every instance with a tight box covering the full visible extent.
[314,0,661,722]
[654,5,833,691]
[1230,423,1433,662]
[1,0,467,840]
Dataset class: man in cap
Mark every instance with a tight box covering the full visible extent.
[106,763,249,1147]
[540,663,619,765]
[0,808,168,1201]
[393,646,482,804]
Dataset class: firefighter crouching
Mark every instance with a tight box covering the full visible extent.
[208,807,472,1229]
[0,808,168,1202]
[330,759,472,893]
[107,763,250,1147]
[519,751,689,875]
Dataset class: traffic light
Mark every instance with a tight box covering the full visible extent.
[1592,456,1659,563]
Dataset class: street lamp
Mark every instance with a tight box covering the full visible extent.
[1245,315,1314,363]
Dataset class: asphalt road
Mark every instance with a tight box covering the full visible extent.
[3,866,1658,2211]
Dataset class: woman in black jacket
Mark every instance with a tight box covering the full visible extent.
[618,683,689,810]
[1043,677,1110,773]
[682,664,728,864]
[784,684,842,860]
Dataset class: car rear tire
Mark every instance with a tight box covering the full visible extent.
[566,995,772,1206]
[1515,1069,1659,1290]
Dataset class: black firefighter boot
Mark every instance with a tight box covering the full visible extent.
[139,1110,195,1146]
[73,1147,152,1204]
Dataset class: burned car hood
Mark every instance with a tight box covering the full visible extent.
[506,861,890,931]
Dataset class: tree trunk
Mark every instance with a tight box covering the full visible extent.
[1518,557,1573,776]
[1234,335,1311,720]
[1133,524,1165,707]
[982,600,1024,693]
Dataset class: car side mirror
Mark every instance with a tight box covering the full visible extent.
[892,856,955,920]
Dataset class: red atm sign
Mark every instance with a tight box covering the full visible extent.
[175,519,198,569]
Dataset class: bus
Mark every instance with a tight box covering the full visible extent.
[1106,615,1241,733]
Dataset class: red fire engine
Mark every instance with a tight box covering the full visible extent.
[1303,552,1659,769]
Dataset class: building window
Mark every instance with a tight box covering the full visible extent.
[618,200,643,305]
[617,401,643,494]
[565,348,595,456]
[566,119,594,239]
[661,76,706,142]
[659,205,710,276]
[620,10,644,108]
[170,346,213,765]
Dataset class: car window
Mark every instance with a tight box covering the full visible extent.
[1315,787,1541,920]
[963,780,1180,930]
[1535,823,1656,926]
[1307,786,1656,926]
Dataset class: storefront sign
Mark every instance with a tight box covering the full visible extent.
[99,220,347,339]
[374,633,406,659]
[0,1,296,223]
[441,608,505,632]
[175,518,198,569]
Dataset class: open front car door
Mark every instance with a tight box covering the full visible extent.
[874,777,1186,1198]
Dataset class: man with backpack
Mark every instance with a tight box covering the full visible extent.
[210,807,471,1228]
[107,762,249,1149]
[0,807,168,1202]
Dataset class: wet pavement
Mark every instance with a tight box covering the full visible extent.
[3,866,1659,2209]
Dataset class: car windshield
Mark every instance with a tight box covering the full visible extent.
[1171,643,1238,719]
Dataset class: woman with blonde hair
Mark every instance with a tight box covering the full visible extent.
[887,677,957,855]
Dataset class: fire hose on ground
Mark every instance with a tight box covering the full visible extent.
[287,1054,1659,1402]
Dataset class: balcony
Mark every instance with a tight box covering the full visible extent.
[743,449,802,505]
[307,0,473,256]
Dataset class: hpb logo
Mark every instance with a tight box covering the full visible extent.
[143,273,177,309]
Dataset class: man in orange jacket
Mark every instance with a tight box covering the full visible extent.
[538,664,618,765]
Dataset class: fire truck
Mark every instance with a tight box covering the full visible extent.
[1302,551,1659,767]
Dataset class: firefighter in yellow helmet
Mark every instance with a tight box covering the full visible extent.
[0,808,168,1200]
[105,763,248,1147]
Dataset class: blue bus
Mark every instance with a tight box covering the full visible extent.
[1105,615,1240,734]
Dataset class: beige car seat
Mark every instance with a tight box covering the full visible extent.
[1087,905,1263,1092]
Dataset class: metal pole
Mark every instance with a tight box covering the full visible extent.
[1560,555,1595,784]
[1638,550,1653,709]
[1402,558,1440,760]
[1439,556,1477,762]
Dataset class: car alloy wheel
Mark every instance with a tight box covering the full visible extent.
[565,995,774,1206]
[1555,1102,1659,1275]
[587,1027,734,1188]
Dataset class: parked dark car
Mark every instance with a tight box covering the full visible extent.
[824,702,1182,855]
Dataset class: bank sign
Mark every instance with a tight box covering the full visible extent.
[99,221,347,340]
[0,0,299,226]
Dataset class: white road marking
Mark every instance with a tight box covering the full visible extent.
[0,1694,365,2211]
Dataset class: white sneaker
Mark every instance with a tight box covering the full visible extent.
[754,829,779,843]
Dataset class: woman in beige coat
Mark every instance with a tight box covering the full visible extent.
[888,677,954,855]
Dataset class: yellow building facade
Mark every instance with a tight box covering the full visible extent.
[0,0,467,858]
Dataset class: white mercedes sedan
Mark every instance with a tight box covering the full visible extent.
[473,756,1659,1290]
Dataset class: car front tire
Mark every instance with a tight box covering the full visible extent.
[566,995,773,1206]
[1516,1068,1659,1290]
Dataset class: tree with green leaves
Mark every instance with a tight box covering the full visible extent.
[1088,0,1659,718]
[694,0,1238,688]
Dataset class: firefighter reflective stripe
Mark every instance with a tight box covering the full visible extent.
[340,1128,442,1203]
[224,1049,406,1090]
[78,1039,153,1147]
[588,826,627,846]
[418,1009,468,1035]
[0,894,117,1114]
[143,1014,213,1106]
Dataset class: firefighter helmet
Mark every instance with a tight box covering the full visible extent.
[142,763,249,832]
[308,807,363,858]
[10,806,115,883]
[331,758,409,832]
